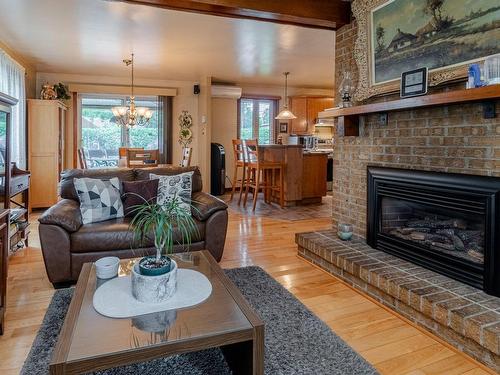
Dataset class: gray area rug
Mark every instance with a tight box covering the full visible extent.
[21,266,378,375]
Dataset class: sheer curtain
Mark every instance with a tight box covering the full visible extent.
[0,49,26,168]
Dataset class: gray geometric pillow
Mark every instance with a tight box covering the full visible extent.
[150,172,193,215]
[73,177,124,224]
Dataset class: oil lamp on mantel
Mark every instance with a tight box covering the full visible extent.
[338,71,355,108]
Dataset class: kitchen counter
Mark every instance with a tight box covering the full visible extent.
[259,145,327,205]
[259,144,304,149]
[303,150,331,155]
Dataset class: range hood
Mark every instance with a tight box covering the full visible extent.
[314,118,335,127]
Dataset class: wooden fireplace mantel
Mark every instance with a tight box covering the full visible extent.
[319,85,500,136]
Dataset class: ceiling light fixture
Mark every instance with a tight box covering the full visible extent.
[275,72,297,120]
[111,53,153,127]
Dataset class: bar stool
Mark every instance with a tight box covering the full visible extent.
[230,139,246,204]
[243,140,284,211]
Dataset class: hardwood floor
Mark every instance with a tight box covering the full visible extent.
[0,209,494,374]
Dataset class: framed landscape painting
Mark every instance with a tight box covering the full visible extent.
[352,0,500,101]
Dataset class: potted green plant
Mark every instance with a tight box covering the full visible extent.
[129,195,198,303]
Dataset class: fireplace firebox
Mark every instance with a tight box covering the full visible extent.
[367,167,500,297]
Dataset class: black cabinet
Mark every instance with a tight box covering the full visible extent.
[210,143,226,196]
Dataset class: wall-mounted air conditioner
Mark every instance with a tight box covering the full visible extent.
[211,85,242,99]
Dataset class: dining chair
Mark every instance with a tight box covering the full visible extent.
[126,149,159,168]
[180,147,192,167]
[242,139,284,211]
[77,148,88,169]
[118,147,143,167]
[230,139,246,204]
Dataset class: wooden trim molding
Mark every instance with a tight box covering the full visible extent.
[319,85,500,137]
[67,83,177,97]
[113,0,351,30]
[241,94,281,101]
[236,98,241,139]
[320,85,500,118]
[72,93,78,167]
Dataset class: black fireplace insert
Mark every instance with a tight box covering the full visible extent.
[367,167,500,296]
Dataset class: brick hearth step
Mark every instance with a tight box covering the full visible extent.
[296,230,500,372]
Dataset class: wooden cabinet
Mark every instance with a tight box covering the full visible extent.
[0,209,9,335]
[28,100,67,208]
[289,97,334,134]
[302,153,328,199]
[1,93,29,335]
[289,97,308,134]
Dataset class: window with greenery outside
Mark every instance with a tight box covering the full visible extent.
[81,96,159,167]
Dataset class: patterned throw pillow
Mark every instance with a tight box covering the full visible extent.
[150,172,193,214]
[74,177,124,224]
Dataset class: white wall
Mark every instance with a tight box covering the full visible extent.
[212,98,238,189]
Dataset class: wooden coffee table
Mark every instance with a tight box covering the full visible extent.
[50,250,264,375]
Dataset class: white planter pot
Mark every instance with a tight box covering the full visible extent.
[131,259,178,303]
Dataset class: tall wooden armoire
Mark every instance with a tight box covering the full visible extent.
[28,99,67,208]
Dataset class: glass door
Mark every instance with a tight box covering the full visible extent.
[80,95,159,168]
[128,98,159,149]
[81,96,122,168]
[239,98,276,144]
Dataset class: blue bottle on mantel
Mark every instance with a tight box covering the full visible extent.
[467,64,484,89]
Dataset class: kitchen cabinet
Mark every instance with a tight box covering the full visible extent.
[289,97,308,134]
[289,97,334,134]
[302,153,328,199]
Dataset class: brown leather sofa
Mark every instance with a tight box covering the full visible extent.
[38,166,228,287]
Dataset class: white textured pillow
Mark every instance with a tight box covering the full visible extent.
[150,172,194,214]
[74,177,124,224]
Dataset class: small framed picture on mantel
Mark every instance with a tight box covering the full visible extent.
[400,67,428,98]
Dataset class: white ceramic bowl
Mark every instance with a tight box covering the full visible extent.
[95,256,120,279]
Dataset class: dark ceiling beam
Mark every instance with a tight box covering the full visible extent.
[111,0,351,30]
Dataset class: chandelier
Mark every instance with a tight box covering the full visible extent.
[111,53,153,127]
[275,72,297,120]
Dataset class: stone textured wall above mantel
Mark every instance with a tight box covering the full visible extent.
[332,22,500,238]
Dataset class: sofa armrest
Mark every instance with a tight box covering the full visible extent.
[39,224,72,284]
[38,199,82,233]
[204,210,228,262]
[191,191,228,222]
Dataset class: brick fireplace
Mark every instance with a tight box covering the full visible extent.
[367,166,500,297]
[295,20,500,371]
